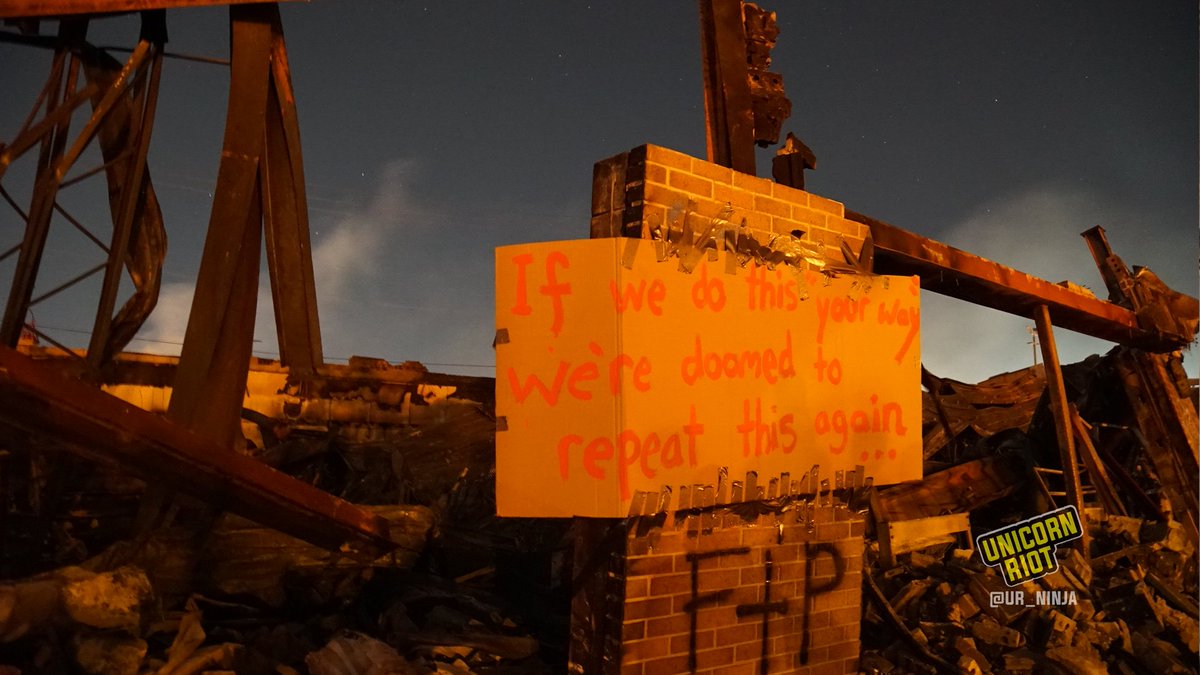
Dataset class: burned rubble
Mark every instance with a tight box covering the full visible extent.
[0,1,1196,673]
[1,339,1195,674]
[862,348,1199,674]
[0,348,567,675]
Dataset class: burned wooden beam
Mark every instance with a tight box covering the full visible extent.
[1114,350,1199,548]
[872,454,1028,523]
[0,345,395,559]
[1035,305,1090,556]
[849,210,1190,352]
[698,0,757,174]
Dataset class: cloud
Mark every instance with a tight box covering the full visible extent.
[132,281,194,355]
[311,160,423,307]
[137,159,427,360]
[918,184,1193,383]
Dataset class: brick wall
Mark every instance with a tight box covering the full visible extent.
[570,502,864,675]
[591,145,866,265]
[575,146,867,674]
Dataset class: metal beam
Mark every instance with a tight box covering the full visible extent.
[262,17,323,375]
[0,0,299,20]
[88,13,166,370]
[0,345,395,558]
[80,35,167,365]
[849,210,1189,352]
[0,21,84,347]
[167,3,272,448]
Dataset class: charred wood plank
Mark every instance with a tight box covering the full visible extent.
[877,513,970,568]
[872,454,1027,523]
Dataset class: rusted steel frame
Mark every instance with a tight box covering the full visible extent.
[0,0,301,20]
[1034,304,1090,556]
[0,81,99,181]
[168,3,272,449]
[55,40,151,181]
[1081,225,1136,306]
[697,0,726,168]
[78,34,168,365]
[58,146,133,188]
[88,14,164,370]
[697,0,755,174]
[0,345,394,558]
[52,201,110,252]
[97,43,231,66]
[850,210,1186,352]
[0,30,228,67]
[0,22,83,347]
[29,262,106,306]
[261,15,323,376]
[21,324,87,362]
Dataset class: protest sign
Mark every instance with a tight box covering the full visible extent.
[495,238,921,517]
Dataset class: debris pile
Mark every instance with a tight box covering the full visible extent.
[863,513,1197,674]
[0,355,566,675]
[862,347,1199,674]
[0,341,1194,675]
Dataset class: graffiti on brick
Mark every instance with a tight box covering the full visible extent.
[678,542,849,674]
[799,542,846,665]
[683,546,751,672]
[735,549,788,674]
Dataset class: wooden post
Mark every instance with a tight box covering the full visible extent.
[697,0,756,174]
[1034,304,1090,556]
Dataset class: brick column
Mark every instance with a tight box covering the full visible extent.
[574,145,870,674]
[570,501,864,675]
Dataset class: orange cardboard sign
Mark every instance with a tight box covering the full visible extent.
[495,238,921,517]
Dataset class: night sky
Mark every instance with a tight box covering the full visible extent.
[1,1,1196,382]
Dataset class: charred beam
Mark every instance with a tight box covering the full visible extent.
[87,13,167,370]
[0,20,85,347]
[168,3,273,449]
[698,0,756,174]
[1035,305,1090,556]
[0,344,395,558]
[0,0,301,20]
[850,210,1189,352]
[262,15,323,375]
